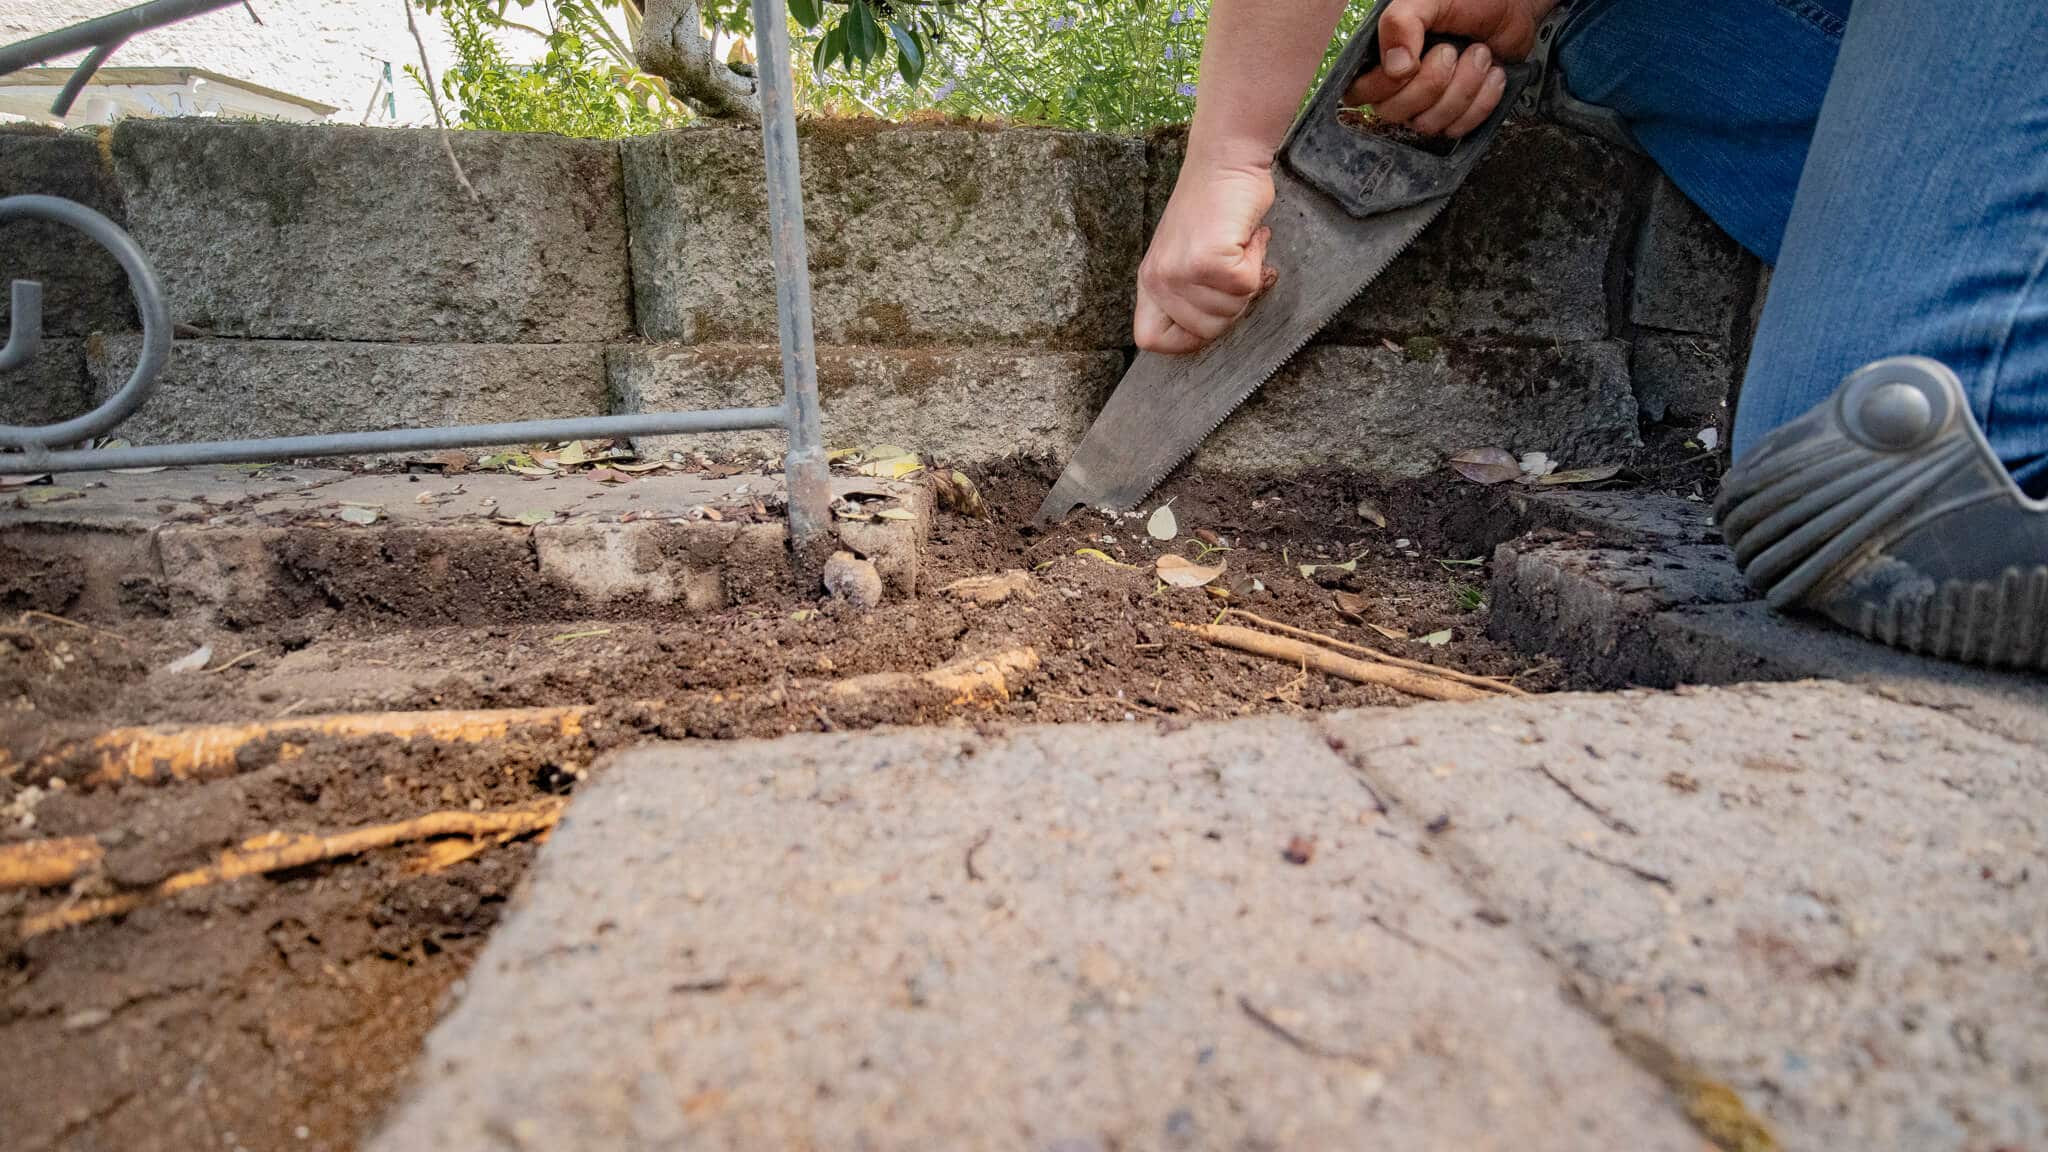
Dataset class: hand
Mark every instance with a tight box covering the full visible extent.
[1135,158,1278,355]
[1345,0,1549,138]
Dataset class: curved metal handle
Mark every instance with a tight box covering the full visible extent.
[0,195,172,450]
[1281,0,1538,217]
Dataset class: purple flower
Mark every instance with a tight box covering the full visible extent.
[1163,44,1176,60]
[932,78,956,100]
[1176,82,1197,97]
[1045,14,1076,30]
[1168,7,1184,23]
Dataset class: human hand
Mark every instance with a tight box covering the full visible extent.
[1135,157,1278,355]
[1344,0,1550,138]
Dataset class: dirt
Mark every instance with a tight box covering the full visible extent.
[0,458,1576,1152]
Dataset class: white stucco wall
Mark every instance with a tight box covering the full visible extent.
[0,0,488,126]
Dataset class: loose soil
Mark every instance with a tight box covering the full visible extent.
[0,458,1582,1152]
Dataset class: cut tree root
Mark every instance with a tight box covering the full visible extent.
[831,647,1040,705]
[1222,611,1526,697]
[8,705,593,788]
[0,836,102,890]
[1177,623,1489,703]
[12,800,565,939]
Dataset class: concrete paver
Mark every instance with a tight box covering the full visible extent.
[373,717,1703,1152]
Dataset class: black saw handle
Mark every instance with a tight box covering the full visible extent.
[1281,0,1547,217]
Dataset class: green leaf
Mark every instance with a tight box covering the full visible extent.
[846,1,882,64]
[890,21,925,85]
[813,23,845,76]
[788,0,821,29]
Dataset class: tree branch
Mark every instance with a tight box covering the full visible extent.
[635,0,760,122]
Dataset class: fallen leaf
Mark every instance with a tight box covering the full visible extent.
[495,509,555,527]
[874,507,917,521]
[826,447,861,463]
[1157,553,1225,588]
[108,464,169,475]
[0,473,50,489]
[789,608,817,622]
[1448,446,1522,486]
[588,467,629,484]
[555,440,603,467]
[1074,548,1133,568]
[1298,559,1358,579]
[856,451,923,480]
[1146,504,1177,541]
[1333,590,1369,620]
[18,487,83,505]
[1419,629,1453,648]
[930,469,987,518]
[1354,498,1386,528]
[164,644,212,674]
[508,464,556,478]
[336,505,382,525]
[1380,338,1403,354]
[864,444,909,460]
[1365,622,1411,641]
[609,460,669,474]
[1532,464,1625,487]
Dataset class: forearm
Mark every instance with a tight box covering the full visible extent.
[1184,0,1351,173]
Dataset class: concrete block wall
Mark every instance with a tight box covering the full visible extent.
[0,117,1759,475]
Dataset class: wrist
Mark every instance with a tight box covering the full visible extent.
[1183,131,1275,179]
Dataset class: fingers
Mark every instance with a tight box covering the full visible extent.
[1375,0,1443,80]
[1370,40,1459,124]
[1133,292,1208,355]
[1441,63,1507,138]
[1134,226,1273,356]
[1409,42,1495,136]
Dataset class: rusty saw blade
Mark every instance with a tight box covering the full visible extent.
[1036,167,1447,524]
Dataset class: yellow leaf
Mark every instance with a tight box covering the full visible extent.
[1157,553,1225,588]
[1074,548,1133,568]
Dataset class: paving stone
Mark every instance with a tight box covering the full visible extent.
[1630,175,1754,336]
[0,127,135,338]
[0,337,95,430]
[624,124,1145,348]
[109,121,630,343]
[1632,332,1733,426]
[85,337,607,447]
[1193,340,1640,478]
[608,343,1122,462]
[0,466,927,624]
[372,717,1702,1152]
[1318,683,2048,1152]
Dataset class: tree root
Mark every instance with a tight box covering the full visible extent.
[1177,623,1490,702]
[1222,610,1526,697]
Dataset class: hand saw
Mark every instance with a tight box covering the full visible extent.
[1036,1,1553,524]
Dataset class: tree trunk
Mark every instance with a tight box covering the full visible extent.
[635,0,761,123]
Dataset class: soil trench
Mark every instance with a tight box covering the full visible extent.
[0,459,1568,1152]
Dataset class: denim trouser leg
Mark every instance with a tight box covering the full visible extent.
[1560,0,2048,496]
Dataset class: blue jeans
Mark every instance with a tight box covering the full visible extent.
[1558,0,2048,496]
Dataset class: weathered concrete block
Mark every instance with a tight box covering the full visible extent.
[624,124,1145,348]
[1194,340,1640,477]
[88,337,606,444]
[373,719,1703,1151]
[0,337,95,430]
[0,128,135,337]
[608,343,1121,461]
[1322,122,1641,343]
[1631,332,1732,425]
[1630,175,1753,335]
[110,120,630,343]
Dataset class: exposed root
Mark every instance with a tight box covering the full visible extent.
[15,800,565,939]
[0,835,102,890]
[1222,610,1526,696]
[1177,623,1488,703]
[830,647,1040,706]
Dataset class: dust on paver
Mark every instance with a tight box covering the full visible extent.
[372,717,1701,1151]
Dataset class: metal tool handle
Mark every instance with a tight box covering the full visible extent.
[1281,0,1540,217]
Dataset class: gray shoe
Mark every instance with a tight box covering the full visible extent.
[1717,356,2048,670]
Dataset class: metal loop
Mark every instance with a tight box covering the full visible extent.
[0,194,172,450]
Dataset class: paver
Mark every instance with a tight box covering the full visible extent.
[372,717,1702,1152]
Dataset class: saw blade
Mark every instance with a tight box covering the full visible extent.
[1037,166,1447,524]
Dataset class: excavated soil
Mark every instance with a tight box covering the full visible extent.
[0,459,1575,1152]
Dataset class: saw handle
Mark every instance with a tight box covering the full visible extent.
[1281,0,1544,217]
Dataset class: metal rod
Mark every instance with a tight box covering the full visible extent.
[0,407,789,474]
[0,0,244,79]
[51,38,125,116]
[749,0,834,573]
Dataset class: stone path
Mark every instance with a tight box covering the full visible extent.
[372,681,2046,1152]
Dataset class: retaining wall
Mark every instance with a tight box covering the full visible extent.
[0,117,1760,475]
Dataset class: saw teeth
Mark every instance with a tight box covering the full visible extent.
[1112,192,1454,512]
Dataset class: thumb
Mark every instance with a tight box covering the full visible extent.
[1377,0,1441,78]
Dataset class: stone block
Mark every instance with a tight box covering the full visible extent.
[0,338,95,430]
[109,120,630,343]
[1630,174,1754,335]
[0,128,136,336]
[624,124,1145,348]
[1631,332,1732,425]
[1322,121,1641,344]
[607,343,1121,462]
[372,719,1702,1151]
[1194,340,1640,477]
[87,337,607,445]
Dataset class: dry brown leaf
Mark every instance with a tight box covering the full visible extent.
[1448,446,1522,486]
[1354,498,1387,528]
[1531,464,1625,487]
[1332,590,1370,620]
[1157,553,1225,588]
[1365,622,1411,641]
